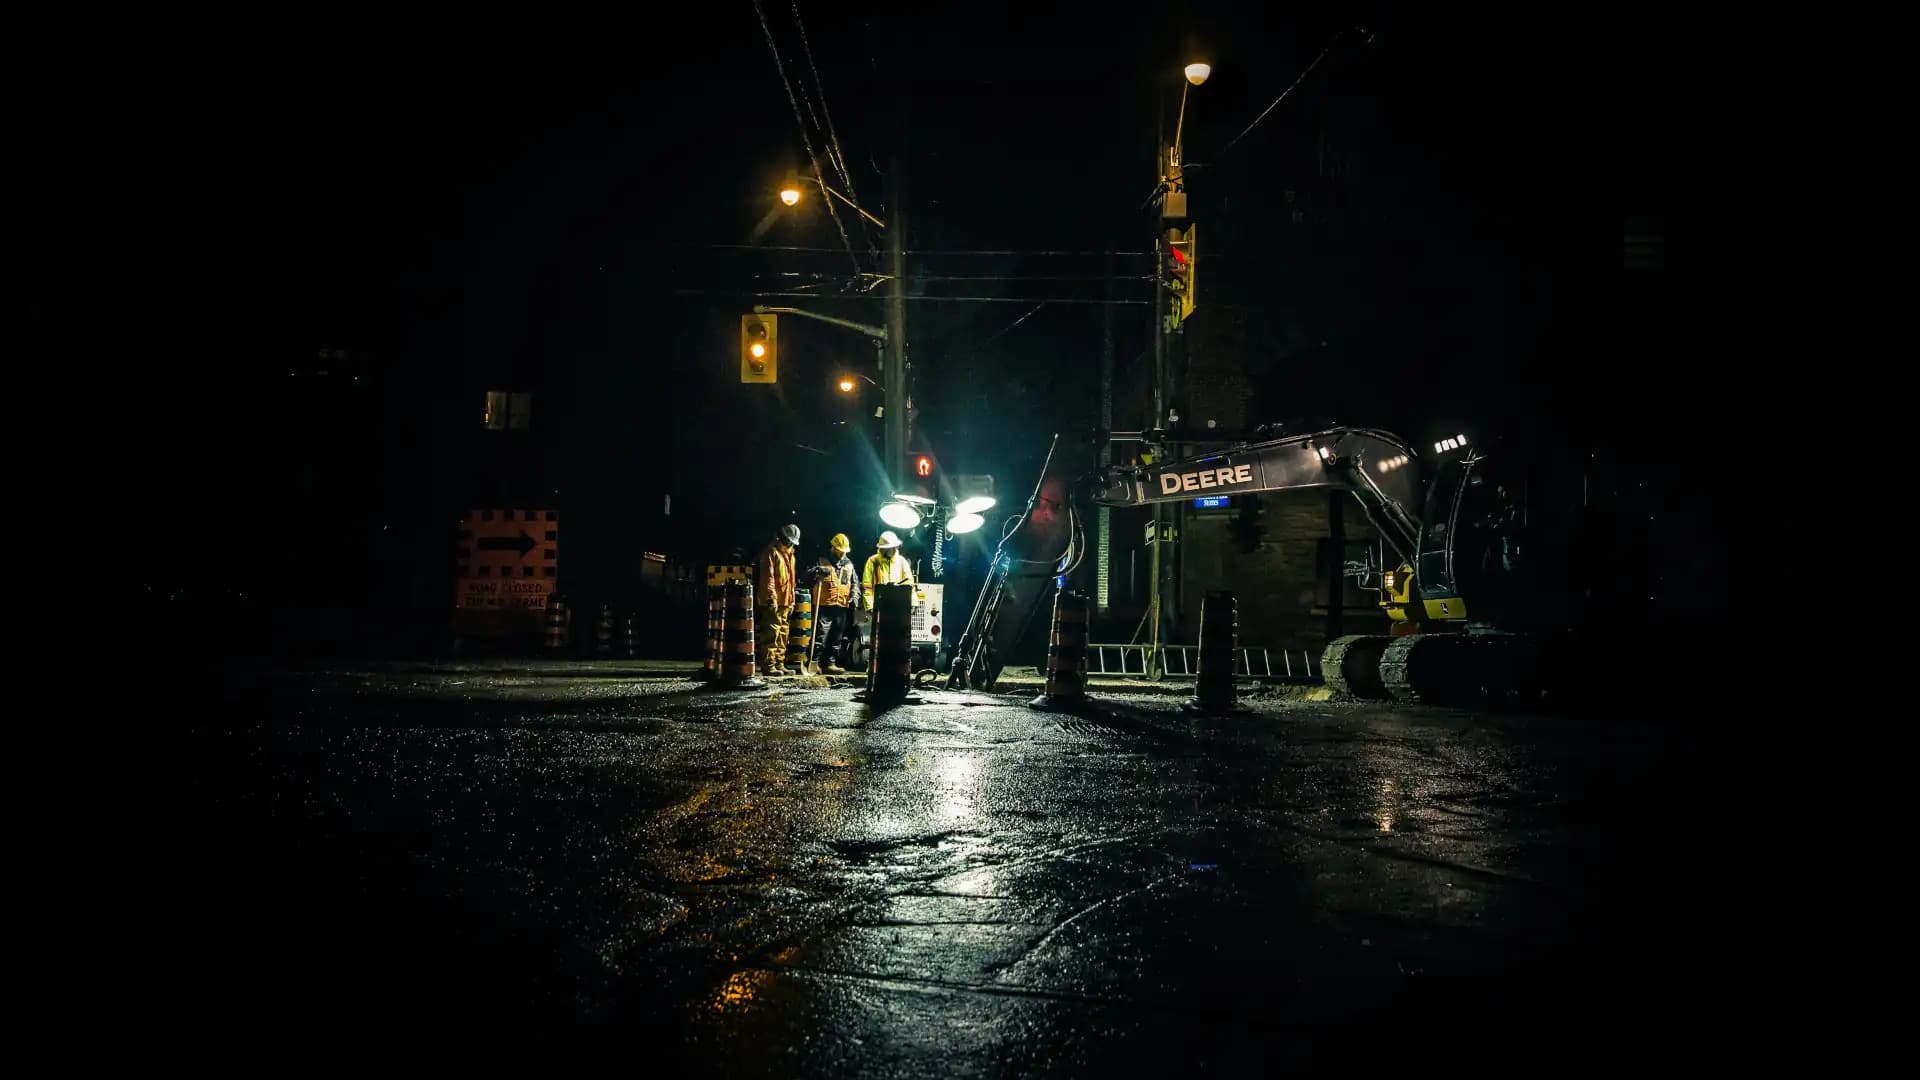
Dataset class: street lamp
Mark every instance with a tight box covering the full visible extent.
[837,377,855,393]
[777,176,886,229]
[1173,60,1211,167]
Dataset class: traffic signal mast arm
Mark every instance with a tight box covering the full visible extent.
[751,305,887,341]
[1092,426,1424,566]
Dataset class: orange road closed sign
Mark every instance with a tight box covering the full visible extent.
[456,509,558,611]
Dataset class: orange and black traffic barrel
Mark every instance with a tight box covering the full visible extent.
[713,581,766,689]
[698,581,723,680]
[787,587,814,670]
[1186,590,1244,713]
[1030,589,1090,710]
[855,583,920,704]
[698,564,750,681]
[542,598,570,653]
[595,602,615,655]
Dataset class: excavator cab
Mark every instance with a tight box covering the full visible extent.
[1379,560,1418,628]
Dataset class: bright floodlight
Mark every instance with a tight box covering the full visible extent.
[879,502,922,530]
[779,186,802,206]
[954,495,997,515]
[1184,63,1212,86]
[946,512,986,535]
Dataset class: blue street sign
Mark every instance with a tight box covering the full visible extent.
[1192,496,1230,509]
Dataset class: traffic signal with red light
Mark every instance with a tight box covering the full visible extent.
[741,313,778,383]
[1164,226,1195,333]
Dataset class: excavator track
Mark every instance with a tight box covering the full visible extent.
[1379,631,1540,706]
[1321,634,1391,699]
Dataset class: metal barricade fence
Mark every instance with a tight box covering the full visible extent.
[1084,643,1321,683]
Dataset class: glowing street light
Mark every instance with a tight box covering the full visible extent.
[1184,62,1212,86]
[837,377,856,392]
[779,185,802,207]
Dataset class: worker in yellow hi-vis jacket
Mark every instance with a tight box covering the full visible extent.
[861,530,915,611]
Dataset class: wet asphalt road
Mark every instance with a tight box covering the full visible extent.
[160,663,1719,1066]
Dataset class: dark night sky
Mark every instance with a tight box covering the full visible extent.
[66,1,1809,637]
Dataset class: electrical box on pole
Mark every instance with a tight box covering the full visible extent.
[740,313,778,383]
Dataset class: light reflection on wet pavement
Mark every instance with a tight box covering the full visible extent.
[171,666,1713,1067]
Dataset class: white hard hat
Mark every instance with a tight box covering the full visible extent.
[780,523,801,545]
[876,530,902,550]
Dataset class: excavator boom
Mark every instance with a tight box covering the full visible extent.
[948,424,1517,704]
[945,434,1093,691]
[1094,427,1427,566]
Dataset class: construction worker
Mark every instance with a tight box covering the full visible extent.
[756,523,800,675]
[811,533,860,675]
[861,530,915,613]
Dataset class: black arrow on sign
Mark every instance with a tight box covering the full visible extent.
[476,532,536,557]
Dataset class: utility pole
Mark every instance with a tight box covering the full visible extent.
[885,155,908,493]
[1097,248,1115,616]
[1147,88,1169,680]
[1144,61,1209,676]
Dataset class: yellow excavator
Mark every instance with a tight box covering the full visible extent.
[948,425,1543,705]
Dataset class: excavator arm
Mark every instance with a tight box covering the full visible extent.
[1093,426,1427,568]
[950,424,1525,706]
[946,434,1093,691]
[948,426,1429,692]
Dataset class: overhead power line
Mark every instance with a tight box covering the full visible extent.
[1208,28,1349,164]
[752,0,862,273]
[789,1,862,219]
[978,302,1049,346]
[754,271,1142,283]
[673,288,1149,305]
[677,243,1150,256]
[914,274,1153,283]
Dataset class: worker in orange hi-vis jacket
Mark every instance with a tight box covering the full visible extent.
[755,523,799,674]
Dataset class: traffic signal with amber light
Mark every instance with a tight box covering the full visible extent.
[1164,226,1195,333]
[740,313,778,383]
